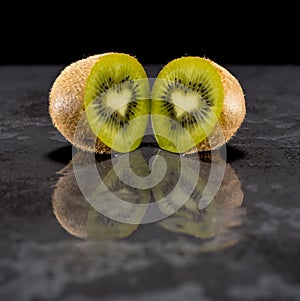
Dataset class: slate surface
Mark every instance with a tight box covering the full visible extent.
[0,64,300,301]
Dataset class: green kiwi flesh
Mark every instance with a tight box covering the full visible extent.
[84,53,150,153]
[151,57,224,153]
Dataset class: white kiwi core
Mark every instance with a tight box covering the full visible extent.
[103,88,132,117]
[171,90,201,118]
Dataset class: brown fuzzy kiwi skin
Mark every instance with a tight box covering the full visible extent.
[185,58,246,154]
[49,53,112,154]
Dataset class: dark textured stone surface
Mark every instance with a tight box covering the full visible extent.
[0,64,300,301]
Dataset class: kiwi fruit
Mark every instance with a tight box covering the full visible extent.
[52,149,151,239]
[150,56,246,153]
[49,52,150,154]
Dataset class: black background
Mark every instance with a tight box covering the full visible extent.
[1,5,299,66]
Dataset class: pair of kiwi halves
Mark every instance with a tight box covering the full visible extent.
[49,52,246,154]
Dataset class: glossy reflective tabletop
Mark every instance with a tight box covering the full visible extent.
[0,64,300,301]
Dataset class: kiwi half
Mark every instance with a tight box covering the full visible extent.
[151,56,246,153]
[49,52,150,154]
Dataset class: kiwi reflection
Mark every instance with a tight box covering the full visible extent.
[153,150,245,251]
[52,147,245,250]
[52,149,151,239]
